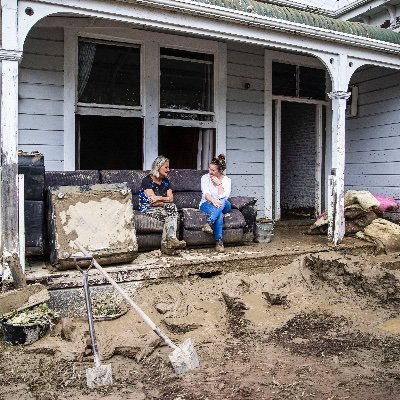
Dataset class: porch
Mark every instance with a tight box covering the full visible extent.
[26,221,374,290]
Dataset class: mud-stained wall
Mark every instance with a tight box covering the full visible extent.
[18,27,64,171]
[346,66,400,202]
[226,42,265,216]
[280,102,316,212]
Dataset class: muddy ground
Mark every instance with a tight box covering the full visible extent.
[2,245,400,399]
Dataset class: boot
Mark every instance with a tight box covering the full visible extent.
[162,216,186,251]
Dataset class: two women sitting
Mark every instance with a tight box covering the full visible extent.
[139,154,231,254]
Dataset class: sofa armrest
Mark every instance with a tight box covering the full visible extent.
[229,196,257,211]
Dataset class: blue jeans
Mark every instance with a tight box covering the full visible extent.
[200,198,232,241]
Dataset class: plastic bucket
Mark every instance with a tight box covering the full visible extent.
[254,221,274,243]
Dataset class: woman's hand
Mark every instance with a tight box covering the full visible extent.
[211,175,221,186]
[212,199,222,208]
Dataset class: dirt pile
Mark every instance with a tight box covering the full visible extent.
[1,251,400,399]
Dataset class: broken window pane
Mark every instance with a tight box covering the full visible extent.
[78,40,140,106]
[160,48,214,112]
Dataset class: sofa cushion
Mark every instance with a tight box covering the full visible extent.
[173,192,202,210]
[183,228,244,245]
[137,233,162,251]
[45,170,100,188]
[134,211,164,233]
[229,196,257,210]
[182,208,246,230]
[100,170,149,195]
[168,169,207,192]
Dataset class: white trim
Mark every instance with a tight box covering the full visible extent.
[62,26,222,170]
[143,39,159,170]
[264,50,273,219]
[77,106,143,118]
[272,95,328,106]
[274,100,282,221]
[158,119,215,128]
[160,108,215,116]
[64,28,78,171]
[315,104,323,218]
[214,42,227,159]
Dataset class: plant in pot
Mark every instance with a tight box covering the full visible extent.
[0,303,59,345]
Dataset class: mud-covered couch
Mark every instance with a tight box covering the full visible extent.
[44,169,257,252]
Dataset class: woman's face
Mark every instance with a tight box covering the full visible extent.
[159,161,170,178]
[208,164,219,177]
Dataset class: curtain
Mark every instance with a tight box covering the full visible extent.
[78,41,97,99]
[197,129,214,169]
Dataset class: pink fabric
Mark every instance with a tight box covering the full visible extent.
[374,194,399,212]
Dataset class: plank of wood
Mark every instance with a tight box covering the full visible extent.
[228,161,264,174]
[19,98,64,116]
[345,161,400,175]
[346,136,400,152]
[227,112,264,127]
[23,38,64,57]
[19,83,63,101]
[227,125,264,139]
[20,53,64,72]
[227,137,264,152]
[346,122,400,141]
[19,114,63,131]
[19,68,64,86]
[346,149,400,163]
[227,100,264,115]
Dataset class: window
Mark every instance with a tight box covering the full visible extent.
[273,62,326,100]
[78,39,141,106]
[160,48,214,119]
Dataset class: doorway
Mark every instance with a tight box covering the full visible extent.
[274,101,325,220]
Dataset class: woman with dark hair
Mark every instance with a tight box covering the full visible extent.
[199,154,232,253]
[139,155,186,255]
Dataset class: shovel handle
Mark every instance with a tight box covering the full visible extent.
[74,241,178,350]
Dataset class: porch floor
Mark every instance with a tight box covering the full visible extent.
[25,223,373,291]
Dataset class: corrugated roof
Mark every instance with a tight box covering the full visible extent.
[195,0,400,45]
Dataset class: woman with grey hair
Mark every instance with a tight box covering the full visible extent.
[139,155,186,255]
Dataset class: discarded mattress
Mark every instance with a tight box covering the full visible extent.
[48,183,138,269]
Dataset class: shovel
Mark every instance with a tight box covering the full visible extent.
[74,257,113,389]
[74,241,199,375]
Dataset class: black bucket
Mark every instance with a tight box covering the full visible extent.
[1,321,50,345]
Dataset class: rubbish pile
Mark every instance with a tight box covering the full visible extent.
[309,190,400,253]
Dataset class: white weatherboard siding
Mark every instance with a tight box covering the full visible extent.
[345,66,400,201]
[18,27,64,171]
[226,42,265,215]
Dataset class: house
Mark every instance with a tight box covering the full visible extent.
[1,0,400,285]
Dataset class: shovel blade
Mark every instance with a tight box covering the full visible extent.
[169,338,199,375]
[86,364,113,389]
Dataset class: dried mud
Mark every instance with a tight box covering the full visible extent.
[2,250,400,399]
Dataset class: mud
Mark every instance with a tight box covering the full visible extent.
[1,250,400,399]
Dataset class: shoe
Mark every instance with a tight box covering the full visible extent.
[215,240,225,253]
[202,223,213,235]
[168,238,186,249]
[161,243,178,256]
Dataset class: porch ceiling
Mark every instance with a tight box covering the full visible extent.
[195,0,400,45]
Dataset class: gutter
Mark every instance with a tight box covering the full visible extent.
[129,0,400,54]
